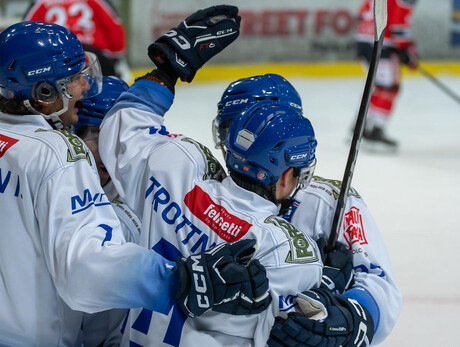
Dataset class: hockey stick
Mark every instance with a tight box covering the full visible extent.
[417,65,460,105]
[327,0,387,251]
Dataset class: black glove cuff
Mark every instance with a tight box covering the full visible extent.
[135,68,179,94]
[335,293,375,346]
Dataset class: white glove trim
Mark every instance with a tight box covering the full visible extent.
[296,291,328,321]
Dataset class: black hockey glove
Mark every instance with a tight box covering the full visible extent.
[175,239,272,318]
[399,41,419,70]
[319,238,354,294]
[148,5,241,82]
[267,288,374,347]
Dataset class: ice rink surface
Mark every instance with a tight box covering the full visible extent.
[164,73,460,346]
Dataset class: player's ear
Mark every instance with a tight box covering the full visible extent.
[275,167,296,201]
[278,167,295,189]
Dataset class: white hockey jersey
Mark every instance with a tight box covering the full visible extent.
[282,177,402,345]
[0,112,178,346]
[78,189,143,346]
[99,80,323,347]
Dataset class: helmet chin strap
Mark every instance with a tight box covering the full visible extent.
[23,94,70,130]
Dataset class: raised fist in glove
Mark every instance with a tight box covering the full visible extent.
[267,288,374,347]
[175,239,272,317]
[149,5,241,82]
[320,239,354,294]
[399,41,419,69]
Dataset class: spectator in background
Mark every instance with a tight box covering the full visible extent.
[24,0,133,82]
[356,0,418,152]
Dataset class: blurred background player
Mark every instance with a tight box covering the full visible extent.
[24,0,133,82]
[213,74,402,346]
[355,0,418,151]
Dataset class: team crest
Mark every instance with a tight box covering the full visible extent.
[343,206,368,247]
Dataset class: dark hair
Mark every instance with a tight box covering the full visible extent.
[75,125,94,138]
[0,95,44,115]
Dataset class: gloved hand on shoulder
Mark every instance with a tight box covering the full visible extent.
[175,238,272,317]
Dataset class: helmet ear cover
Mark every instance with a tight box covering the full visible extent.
[33,82,59,104]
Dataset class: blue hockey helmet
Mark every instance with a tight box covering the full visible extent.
[0,21,102,124]
[225,102,317,189]
[212,73,302,149]
[74,76,129,135]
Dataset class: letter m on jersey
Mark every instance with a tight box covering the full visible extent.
[71,188,110,214]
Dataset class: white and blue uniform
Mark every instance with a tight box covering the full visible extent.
[0,112,177,346]
[282,177,402,345]
[99,80,323,347]
[79,185,143,346]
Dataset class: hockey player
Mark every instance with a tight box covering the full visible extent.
[356,0,419,150]
[99,5,324,346]
[0,21,271,346]
[74,76,139,345]
[24,0,133,81]
[74,75,130,201]
[75,75,142,242]
[213,75,402,346]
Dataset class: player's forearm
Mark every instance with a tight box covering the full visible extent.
[58,241,178,314]
[351,272,402,345]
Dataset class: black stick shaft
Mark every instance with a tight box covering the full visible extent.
[327,0,387,250]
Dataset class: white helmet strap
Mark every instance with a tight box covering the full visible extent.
[23,94,70,130]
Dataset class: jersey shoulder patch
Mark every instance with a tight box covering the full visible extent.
[35,128,92,165]
[180,137,226,181]
[265,215,319,264]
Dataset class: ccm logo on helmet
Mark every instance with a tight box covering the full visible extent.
[289,102,302,110]
[290,153,309,160]
[225,98,249,107]
[27,66,52,76]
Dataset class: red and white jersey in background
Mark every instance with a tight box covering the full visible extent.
[356,0,417,48]
[24,0,126,58]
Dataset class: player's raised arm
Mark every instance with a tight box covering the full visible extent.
[99,5,272,320]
